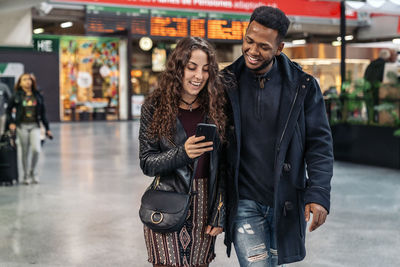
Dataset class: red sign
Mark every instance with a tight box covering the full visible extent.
[53,0,356,19]
[398,17,400,34]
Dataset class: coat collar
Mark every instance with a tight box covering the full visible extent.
[226,53,303,88]
[224,53,310,157]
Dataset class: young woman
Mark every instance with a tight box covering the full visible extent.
[139,37,227,267]
[6,73,52,184]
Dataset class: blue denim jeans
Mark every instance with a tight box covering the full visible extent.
[233,199,283,267]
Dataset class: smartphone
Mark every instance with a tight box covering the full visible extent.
[195,123,217,143]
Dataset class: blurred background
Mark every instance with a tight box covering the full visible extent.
[0,0,399,266]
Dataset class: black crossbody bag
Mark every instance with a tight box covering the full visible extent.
[139,160,198,233]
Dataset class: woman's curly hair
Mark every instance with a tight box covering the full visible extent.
[146,37,227,141]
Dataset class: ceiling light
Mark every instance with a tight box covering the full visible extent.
[60,21,73,28]
[292,39,306,45]
[332,41,342,46]
[337,35,355,42]
[345,35,354,41]
[33,28,44,34]
[392,38,400,44]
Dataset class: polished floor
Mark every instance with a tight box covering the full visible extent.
[0,121,399,267]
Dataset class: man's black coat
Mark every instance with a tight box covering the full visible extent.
[222,53,334,264]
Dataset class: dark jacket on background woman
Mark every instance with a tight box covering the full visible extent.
[6,89,50,131]
[139,101,225,228]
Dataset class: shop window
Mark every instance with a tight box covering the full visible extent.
[60,36,120,121]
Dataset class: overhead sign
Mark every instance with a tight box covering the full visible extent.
[86,6,251,41]
[53,0,358,19]
[86,6,149,35]
[207,13,249,40]
[150,10,192,38]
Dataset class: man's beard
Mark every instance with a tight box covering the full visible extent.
[249,57,274,73]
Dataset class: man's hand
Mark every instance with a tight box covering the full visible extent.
[205,225,223,236]
[305,203,327,232]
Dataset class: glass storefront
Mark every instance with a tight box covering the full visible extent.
[60,36,120,121]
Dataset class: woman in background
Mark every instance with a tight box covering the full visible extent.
[6,73,52,184]
[139,37,227,267]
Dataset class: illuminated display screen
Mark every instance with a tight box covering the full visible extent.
[131,17,148,35]
[86,6,150,36]
[207,13,249,41]
[86,6,250,42]
[207,20,242,40]
[190,19,206,38]
[86,16,129,33]
[150,17,188,38]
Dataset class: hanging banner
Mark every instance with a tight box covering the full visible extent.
[52,0,357,19]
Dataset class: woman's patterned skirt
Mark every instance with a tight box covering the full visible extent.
[143,178,216,266]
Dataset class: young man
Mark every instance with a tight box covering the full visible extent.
[222,6,334,266]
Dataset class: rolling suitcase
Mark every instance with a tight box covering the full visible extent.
[0,132,18,186]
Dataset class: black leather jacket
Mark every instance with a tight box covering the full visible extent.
[6,89,50,131]
[139,101,225,228]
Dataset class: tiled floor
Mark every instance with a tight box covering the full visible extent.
[0,121,399,266]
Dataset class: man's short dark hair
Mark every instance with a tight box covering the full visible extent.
[249,6,290,43]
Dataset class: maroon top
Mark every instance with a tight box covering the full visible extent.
[178,107,210,179]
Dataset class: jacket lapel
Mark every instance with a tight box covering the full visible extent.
[274,54,308,165]
[275,87,308,170]
[275,81,295,150]
[225,57,244,156]
[174,118,187,146]
[227,86,241,154]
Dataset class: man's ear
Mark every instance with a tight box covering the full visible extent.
[276,42,284,56]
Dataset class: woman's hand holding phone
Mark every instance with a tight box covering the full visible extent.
[184,135,213,159]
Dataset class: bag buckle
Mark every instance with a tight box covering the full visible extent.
[151,212,164,224]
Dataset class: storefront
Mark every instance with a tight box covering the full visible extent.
[33,35,122,122]
[59,36,120,121]
[283,44,373,93]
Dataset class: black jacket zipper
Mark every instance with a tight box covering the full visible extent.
[277,86,300,153]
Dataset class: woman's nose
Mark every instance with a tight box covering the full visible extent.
[194,70,203,80]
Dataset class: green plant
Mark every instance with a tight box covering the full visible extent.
[338,78,372,124]
[374,103,400,137]
[333,71,400,136]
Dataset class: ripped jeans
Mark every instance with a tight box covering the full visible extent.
[233,199,283,267]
